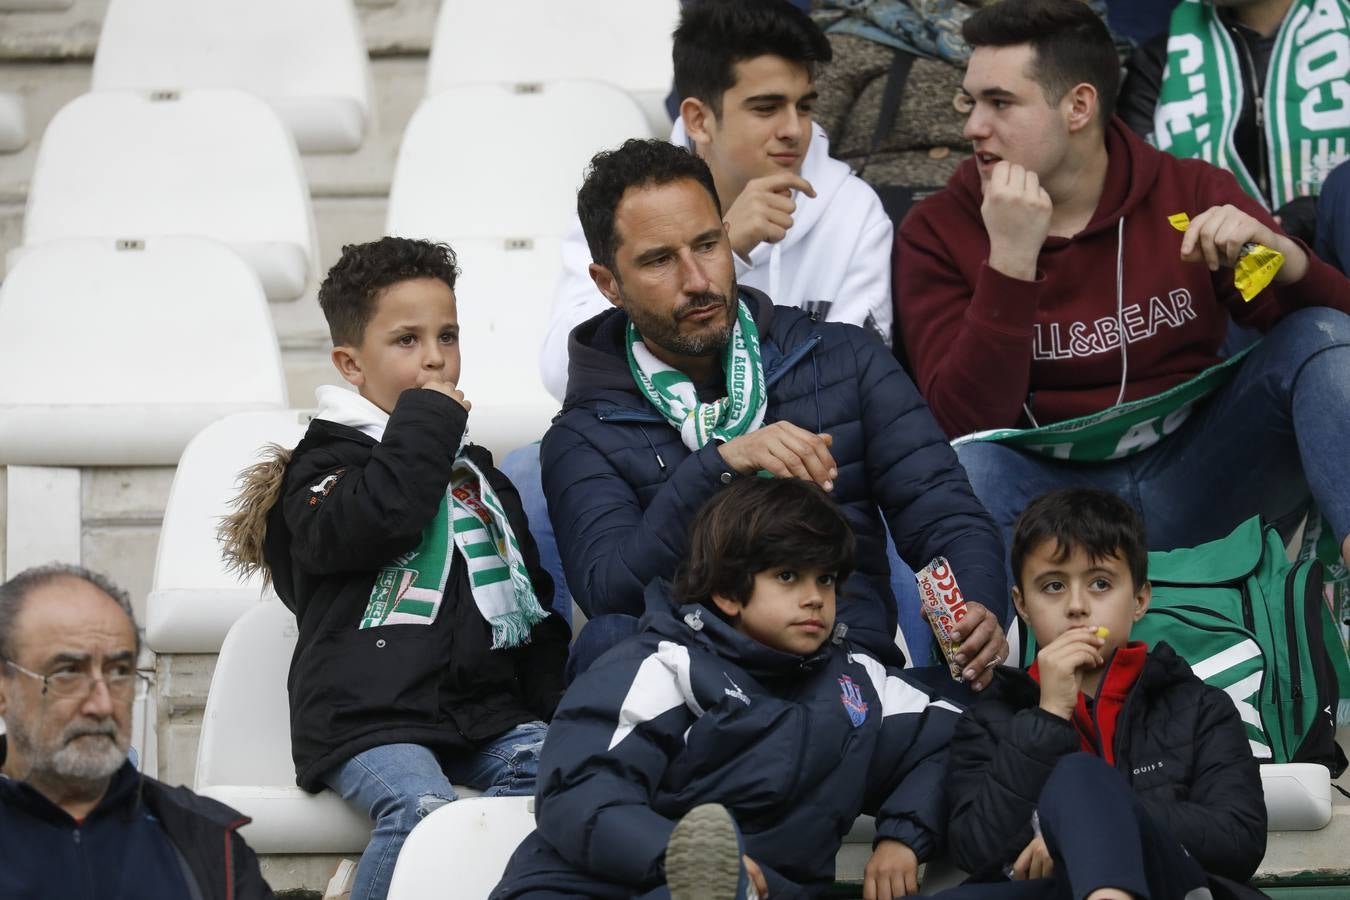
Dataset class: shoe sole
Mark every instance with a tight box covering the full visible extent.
[666,803,746,900]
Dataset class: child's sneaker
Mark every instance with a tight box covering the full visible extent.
[666,803,758,900]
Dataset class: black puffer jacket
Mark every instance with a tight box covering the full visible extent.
[259,389,570,790]
[946,642,1267,882]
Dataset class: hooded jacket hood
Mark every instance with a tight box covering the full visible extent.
[219,386,392,582]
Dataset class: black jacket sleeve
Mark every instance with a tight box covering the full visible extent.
[542,421,736,618]
[852,329,1008,624]
[1135,686,1267,881]
[281,389,468,575]
[944,699,1081,874]
[1119,35,1168,140]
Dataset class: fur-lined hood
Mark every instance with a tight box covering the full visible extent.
[218,386,388,582]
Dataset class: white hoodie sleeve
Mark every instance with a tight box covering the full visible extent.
[540,216,610,403]
[827,182,894,347]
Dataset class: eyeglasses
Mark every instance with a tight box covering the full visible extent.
[2,658,144,699]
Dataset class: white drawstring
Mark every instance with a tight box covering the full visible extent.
[1114,216,1128,407]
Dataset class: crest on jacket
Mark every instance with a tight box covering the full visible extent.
[838,675,869,727]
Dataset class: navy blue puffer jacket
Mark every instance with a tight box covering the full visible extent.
[542,288,1007,663]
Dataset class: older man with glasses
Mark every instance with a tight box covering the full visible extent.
[0,563,274,899]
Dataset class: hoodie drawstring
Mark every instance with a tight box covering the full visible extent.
[637,425,666,472]
[1113,216,1129,408]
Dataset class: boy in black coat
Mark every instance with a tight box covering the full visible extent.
[937,488,1267,899]
[221,238,569,900]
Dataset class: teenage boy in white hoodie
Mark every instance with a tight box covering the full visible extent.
[539,0,894,403]
[513,0,897,628]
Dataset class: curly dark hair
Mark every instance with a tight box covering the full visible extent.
[317,237,461,346]
[674,478,855,618]
[674,0,831,117]
[577,138,721,273]
[962,0,1119,124]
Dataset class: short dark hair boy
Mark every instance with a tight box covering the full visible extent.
[673,0,832,117]
[222,236,569,900]
[943,487,1266,895]
[493,478,960,898]
[961,0,1120,126]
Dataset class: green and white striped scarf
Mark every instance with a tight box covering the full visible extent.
[1152,0,1350,210]
[626,299,767,450]
[359,452,547,649]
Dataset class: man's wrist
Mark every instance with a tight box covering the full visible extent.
[1271,235,1309,284]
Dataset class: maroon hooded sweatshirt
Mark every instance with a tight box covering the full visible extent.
[895,119,1350,439]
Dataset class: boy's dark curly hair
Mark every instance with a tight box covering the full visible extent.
[317,236,461,346]
[577,138,721,274]
[675,478,855,618]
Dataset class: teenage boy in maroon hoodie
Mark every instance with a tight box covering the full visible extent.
[894,0,1350,570]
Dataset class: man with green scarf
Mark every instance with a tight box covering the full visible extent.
[543,138,1009,688]
[1119,0,1350,244]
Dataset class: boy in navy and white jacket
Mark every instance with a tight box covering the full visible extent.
[493,478,960,899]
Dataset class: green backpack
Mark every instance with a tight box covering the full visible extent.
[1131,517,1346,774]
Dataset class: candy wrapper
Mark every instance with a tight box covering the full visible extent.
[914,557,971,680]
[1168,212,1283,302]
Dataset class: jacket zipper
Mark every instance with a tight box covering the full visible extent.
[1231,23,1271,204]
[1283,569,1304,738]
[224,817,248,900]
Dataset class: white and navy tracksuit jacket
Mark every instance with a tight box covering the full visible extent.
[492,581,961,899]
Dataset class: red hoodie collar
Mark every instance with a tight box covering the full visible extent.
[1029,640,1148,764]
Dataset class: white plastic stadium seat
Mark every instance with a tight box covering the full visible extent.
[15,89,318,301]
[386,82,653,242]
[447,237,562,458]
[198,599,484,853]
[426,0,680,135]
[196,600,372,853]
[0,92,27,152]
[146,410,311,655]
[386,796,535,900]
[0,237,287,467]
[92,0,370,153]
[0,0,73,9]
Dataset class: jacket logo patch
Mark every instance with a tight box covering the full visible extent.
[838,675,868,727]
[307,470,345,506]
[723,674,750,706]
[1131,761,1165,776]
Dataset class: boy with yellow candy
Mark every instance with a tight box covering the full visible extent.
[939,487,1267,897]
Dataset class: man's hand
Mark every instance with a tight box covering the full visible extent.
[950,601,1009,691]
[863,839,919,899]
[718,423,836,490]
[1010,834,1053,880]
[418,374,471,412]
[1179,203,1309,284]
[1035,626,1106,719]
[723,172,816,258]
[981,161,1052,282]
[744,855,769,899]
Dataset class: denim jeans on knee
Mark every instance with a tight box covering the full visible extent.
[957,307,1350,559]
[322,743,459,900]
[442,720,549,797]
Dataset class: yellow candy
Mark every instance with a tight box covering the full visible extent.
[1094,626,1110,639]
[1168,212,1283,302]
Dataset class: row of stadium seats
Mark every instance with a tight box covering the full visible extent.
[0,0,680,155]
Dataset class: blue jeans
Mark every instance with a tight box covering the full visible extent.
[321,722,548,900]
[500,442,572,624]
[957,307,1350,565]
[1317,158,1350,276]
